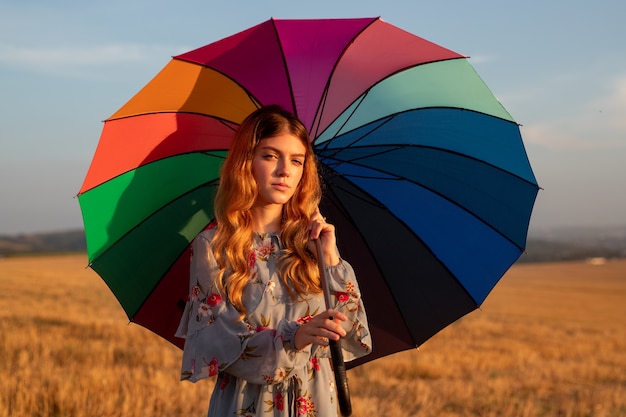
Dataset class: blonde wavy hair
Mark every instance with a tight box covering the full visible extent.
[211,105,323,318]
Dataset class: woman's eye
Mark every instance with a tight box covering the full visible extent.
[292,159,303,166]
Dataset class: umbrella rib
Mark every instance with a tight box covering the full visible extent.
[322,183,421,347]
[270,19,298,117]
[317,110,396,156]
[318,105,521,154]
[311,17,379,139]
[323,173,466,348]
[322,141,538,188]
[330,168,496,314]
[81,149,228,194]
[320,149,536,252]
[107,109,243,130]
[313,55,469,140]
[165,57,264,118]
[94,180,220,318]
[316,93,371,153]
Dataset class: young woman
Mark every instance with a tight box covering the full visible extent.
[176,105,371,416]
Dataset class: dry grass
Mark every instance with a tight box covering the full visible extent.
[1,255,624,417]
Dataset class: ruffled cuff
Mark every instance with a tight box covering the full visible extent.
[280,320,302,352]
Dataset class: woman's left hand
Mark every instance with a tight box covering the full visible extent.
[308,208,340,266]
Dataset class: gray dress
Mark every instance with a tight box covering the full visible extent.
[176,226,372,417]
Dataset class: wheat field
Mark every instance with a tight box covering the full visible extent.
[0,254,624,417]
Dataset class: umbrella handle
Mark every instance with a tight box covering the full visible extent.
[329,339,352,416]
[315,239,352,416]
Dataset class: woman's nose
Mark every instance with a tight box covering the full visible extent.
[277,160,290,177]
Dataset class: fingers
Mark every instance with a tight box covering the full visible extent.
[309,211,331,240]
[309,222,335,242]
[294,309,348,350]
[308,209,335,246]
[308,208,340,265]
[325,309,348,322]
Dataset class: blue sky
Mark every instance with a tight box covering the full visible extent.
[1,0,625,235]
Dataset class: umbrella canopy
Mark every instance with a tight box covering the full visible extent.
[77,17,539,366]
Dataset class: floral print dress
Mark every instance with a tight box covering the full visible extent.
[175,227,372,417]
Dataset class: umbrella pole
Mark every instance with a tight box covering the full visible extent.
[315,239,352,417]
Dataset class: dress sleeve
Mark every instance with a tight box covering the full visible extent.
[323,259,373,362]
[175,231,311,384]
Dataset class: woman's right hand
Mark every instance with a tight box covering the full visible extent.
[294,309,347,350]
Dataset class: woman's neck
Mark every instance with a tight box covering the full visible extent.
[250,205,283,233]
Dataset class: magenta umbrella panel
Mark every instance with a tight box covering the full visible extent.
[77,17,539,368]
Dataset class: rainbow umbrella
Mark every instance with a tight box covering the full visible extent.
[78,17,538,367]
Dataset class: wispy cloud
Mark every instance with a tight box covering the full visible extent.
[0,42,190,79]
[522,75,626,151]
[0,43,141,66]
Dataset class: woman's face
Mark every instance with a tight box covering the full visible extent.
[251,133,307,208]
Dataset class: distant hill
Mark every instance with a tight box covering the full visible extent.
[0,230,86,256]
[519,238,624,263]
[519,225,626,263]
[1,226,625,263]
[518,226,626,262]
